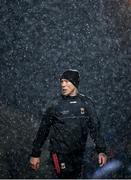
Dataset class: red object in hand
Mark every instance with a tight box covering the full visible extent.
[52,153,61,174]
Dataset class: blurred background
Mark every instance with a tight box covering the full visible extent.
[0,0,131,178]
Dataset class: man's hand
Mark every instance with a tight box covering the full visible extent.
[30,157,41,171]
[98,153,107,167]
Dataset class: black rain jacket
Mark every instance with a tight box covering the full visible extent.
[31,94,106,157]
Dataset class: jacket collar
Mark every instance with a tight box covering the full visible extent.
[61,93,80,100]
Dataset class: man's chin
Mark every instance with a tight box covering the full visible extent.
[62,92,69,96]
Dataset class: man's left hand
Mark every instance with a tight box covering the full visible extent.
[98,153,107,167]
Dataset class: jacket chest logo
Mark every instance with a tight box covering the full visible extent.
[61,110,69,115]
[70,101,77,104]
[80,107,85,114]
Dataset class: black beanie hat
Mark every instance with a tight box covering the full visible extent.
[60,69,80,88]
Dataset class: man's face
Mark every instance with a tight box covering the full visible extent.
[60,79,76,96]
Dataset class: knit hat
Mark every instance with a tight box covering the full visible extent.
[60,69,80,88]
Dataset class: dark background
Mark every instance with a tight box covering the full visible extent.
[0,0,131,178]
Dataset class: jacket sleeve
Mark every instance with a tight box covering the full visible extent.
[31,106,53,157]
[85,98,106,154]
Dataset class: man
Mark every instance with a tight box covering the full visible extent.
[30,69,107,178]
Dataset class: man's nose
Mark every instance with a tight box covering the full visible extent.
[62,83,65,87]
[61,81,66,87]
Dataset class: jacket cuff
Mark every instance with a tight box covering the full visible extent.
[31,149,41,157]
[95,145,106,154]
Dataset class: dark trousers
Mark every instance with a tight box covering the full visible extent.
[50,150,83,179]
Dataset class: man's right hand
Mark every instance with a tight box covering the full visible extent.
[30,157,41,171]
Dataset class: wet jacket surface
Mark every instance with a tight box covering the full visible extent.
[31,94,106,157]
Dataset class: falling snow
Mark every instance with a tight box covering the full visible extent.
[0,0,131,178]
